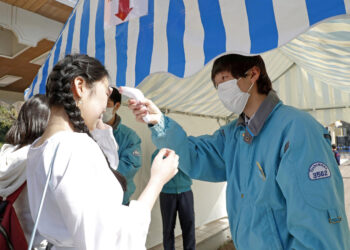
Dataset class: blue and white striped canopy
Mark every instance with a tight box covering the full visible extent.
[138,17,350,126]
[27,0,350,99]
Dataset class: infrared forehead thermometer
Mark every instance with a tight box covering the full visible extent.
[118,86,151,123]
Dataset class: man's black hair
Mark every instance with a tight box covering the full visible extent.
[109,87,122,104]
[211,54,272,95]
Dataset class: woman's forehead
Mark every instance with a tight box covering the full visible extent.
[94,77,109,90]
[102,77,109,87]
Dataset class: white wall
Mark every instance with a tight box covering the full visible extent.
[117,107,227,248]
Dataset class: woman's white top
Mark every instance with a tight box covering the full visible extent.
[0,144,45,248]
[26,130,151,250]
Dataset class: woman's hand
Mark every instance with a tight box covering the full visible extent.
[95,119,110,130]
[150,148,179,186]
[137,148,179,210]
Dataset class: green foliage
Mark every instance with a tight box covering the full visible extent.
[0,105,16,143]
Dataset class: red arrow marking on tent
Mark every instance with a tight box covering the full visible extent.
[115,0,133,21]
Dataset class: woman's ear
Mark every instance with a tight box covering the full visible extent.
[71,76,86,99]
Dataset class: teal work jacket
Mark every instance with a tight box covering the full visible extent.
[149,91,350,249]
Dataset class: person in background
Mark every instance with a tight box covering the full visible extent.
[128,54,350,249]
[151,149,195,250]
[103,87,142,205]
[0,94,50,249]
[332,144,341,165]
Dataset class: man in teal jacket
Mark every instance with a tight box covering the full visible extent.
[103,87,142,205]
[128,54,350,249]
[151,149,195,250]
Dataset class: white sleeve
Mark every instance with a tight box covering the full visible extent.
[114,201,151,250]
[91,126,119,170]
[51,140,150,250]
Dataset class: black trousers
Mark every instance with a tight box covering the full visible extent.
[159,190,196,250]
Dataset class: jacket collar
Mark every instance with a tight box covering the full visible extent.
[236,91,281,143]
[112,114,121,130]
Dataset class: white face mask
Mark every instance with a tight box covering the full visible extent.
[217,78,254,114]
[102,107,115,122]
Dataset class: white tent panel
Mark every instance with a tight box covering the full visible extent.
[308,109,350,126]
[139,49,293,118]
[138,17,350,123]
[281,18,350,91]
[262,49,294,82]
[274,65,350,125]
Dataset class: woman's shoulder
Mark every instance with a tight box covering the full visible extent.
[29,131,101,165]
[0,144,18,156]
[0,144,29,167]
[0,143,29,154]
[0,143,15,151]
[33,131,96,150]
[27,131,105,188]
[59,131,97,148]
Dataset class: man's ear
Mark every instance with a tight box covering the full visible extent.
[71,76,86,99]
[114,102,121,112]
[250,66,261,83]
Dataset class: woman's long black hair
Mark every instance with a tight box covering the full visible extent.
[6,94,49,148]
[46,54,127,191]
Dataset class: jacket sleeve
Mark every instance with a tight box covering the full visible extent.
[150,115,227,182]
[117,131,142,179]
[276,117,350,249]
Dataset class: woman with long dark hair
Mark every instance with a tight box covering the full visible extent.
[26,54,178,249]
[0,94,50,248]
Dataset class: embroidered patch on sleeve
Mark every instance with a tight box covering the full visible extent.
[308,162,331,180]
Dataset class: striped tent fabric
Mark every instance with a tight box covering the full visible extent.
[274,18,350,126]
[27,0,350,99]
[139,48,294,119]
[138,18,350,126]
[274,64,350,126]
[281,18,350,92]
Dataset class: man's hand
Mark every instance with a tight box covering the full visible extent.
[128,98,162,125]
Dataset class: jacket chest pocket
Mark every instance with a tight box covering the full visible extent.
[247,160,269,199]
